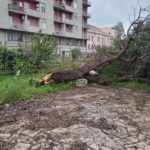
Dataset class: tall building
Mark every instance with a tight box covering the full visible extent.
[87,25,118,53]
[0,0,91,57]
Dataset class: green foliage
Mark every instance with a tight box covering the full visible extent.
[98,60,121,80]
[0,46,22,75]
[23,30,57,72]
[71,48,81,61]
[0,31,57,75]
[0,74,75,104]
[96,47,107,58]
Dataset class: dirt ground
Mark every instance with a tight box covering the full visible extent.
[0,86,150,150]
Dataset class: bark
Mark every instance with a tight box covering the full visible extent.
[51,70,80,83]
[84,75,111,85]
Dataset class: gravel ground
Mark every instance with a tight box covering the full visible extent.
[0,86,150,150]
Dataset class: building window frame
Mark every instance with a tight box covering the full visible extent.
[41,3,46,13]
[41,19,46,28]
[8,32,23,41]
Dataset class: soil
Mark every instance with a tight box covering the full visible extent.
[0,86,150,150]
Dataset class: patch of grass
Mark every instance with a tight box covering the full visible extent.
[0,74,75,104]
[111,81,150,90]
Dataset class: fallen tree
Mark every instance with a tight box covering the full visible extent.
[41,6,150,85]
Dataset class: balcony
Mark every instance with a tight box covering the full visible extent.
[83,0,91,7]
[83,12,91,18]
[83,24,88,29]
[65,32,73,37]
[83,34,89,39]
[8,4,24,14]
[54,1,74,13]
[55,30,65,36]
[65,19,73,25]
[54,1,66,10]
[54,15,64,23]
[25,8,41,18]
[27,26,41,33]
[10,23,24,30]
[28,0,40,2]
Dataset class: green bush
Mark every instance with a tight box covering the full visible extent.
[0,31,57,75]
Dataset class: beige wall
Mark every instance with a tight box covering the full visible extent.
[0,31,6,42]
[0,0,90,56]
[87,26,114,53]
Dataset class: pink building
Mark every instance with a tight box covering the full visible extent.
[87,25,118,53]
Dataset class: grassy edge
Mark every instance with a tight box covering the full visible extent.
[111,81,150,90]
[0,74,75,105]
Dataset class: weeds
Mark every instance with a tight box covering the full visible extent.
[111,81,150,90]
[0,74,75,104]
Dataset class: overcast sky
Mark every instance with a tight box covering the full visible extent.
[88,0,150,33]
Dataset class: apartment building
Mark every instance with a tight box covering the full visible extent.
[87,25,117,53]
[0,0,91,57]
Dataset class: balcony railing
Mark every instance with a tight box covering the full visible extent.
[54,1,66,10]
[8,4,23,12]
[83,0,91,7]
[25,8,40,17]
[83,34,89,39]
[55,30,65,36]
[10,23,24,30]
[27,25,41,32]
[83,24,88,28]
[54,15,63,22]
[54,1,74,13]
[83,12,91,18]
[65,18,73,25]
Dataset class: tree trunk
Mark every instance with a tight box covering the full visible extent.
[51,36,132,82]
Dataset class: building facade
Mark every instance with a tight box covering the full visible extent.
[0,0,91,57]
[87,25,117,53]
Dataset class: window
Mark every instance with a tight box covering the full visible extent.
[92,45,94,49]
[74,14,78,20]
[62,38,70,45]
[73,26,78,34]
[72,39,78,46]
[8,0,12,4]
[8,32,23,41]
[97,37,100,42]
[74,2,78,8]
[56,37,61,45]
[41,20,46,28]
[62,51,70,57]
[9,16,12,25]
[88,44,90,49]
[24,2,30,10]
[88,35,90,40]
[41,4,46,13]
